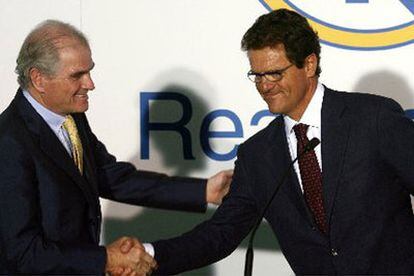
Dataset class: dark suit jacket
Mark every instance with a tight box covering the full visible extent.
[153,87,414,275]
[0,89,207,274]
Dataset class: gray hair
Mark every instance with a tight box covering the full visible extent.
[15,19,90,89]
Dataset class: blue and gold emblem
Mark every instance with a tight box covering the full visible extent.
[259,0,414,50]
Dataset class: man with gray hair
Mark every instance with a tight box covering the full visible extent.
[0,20,232,274]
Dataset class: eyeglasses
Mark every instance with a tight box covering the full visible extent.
[247,64,293,83]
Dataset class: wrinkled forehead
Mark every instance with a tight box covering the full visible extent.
[247,45,289,71]
[53,38,93,74]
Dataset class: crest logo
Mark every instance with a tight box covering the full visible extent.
[259,0,414,50]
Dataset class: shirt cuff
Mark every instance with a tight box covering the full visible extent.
[143,243,155,257]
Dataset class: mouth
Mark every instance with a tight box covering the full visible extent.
[261,92,281,101]
[75,94,89,100]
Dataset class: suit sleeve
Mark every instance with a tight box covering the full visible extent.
[0,135,106,273]
[377,97,414,194]
[151,145,259,275]
[80,114,207,213]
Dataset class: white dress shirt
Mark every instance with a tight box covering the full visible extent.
[23,90,73,156]
[147,84,326,258]
[284,82,324,191]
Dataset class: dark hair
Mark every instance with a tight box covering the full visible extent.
[241,9,321,76]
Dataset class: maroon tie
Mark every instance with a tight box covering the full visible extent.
[293,123,327,234]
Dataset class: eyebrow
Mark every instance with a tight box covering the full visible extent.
[249,68,284,75]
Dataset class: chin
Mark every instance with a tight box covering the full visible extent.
[267,105,282,115]
[79,102,89,111]
[265,99,284,114]
[72,106,89,114]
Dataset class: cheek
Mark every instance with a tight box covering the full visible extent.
[53,88,73,104]
[61,84,78,99]
[284,73,306,95]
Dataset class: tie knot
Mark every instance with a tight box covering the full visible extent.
[63,115,76,131]
[293,123,309,140]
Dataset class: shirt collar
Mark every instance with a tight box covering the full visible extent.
[23,89,66,132]
[284,82,324,135]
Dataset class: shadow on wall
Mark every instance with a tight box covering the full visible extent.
[353,70,414,210]
[103,69,281,275]
[142,84,208,176]
[352,70,414,109]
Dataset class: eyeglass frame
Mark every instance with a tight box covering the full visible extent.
[247,63,294,83]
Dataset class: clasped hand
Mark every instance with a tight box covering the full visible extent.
[106,236,157,276]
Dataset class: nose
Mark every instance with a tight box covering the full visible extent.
[257,79,276,93]
[82,73,95,91]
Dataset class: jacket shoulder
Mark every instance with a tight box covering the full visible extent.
[327,88,402,110]
[238,115,283,153]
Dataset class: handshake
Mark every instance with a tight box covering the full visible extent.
[106,236,157,276]
[103,169,233,275]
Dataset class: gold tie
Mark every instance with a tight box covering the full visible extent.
[63,115,83,174]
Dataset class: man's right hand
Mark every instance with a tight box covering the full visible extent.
[105,236,156,276]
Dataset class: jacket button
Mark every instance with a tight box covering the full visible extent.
[331,248,338,256]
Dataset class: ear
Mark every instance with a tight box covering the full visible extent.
[304,53,318,78]
[29,68,47,93]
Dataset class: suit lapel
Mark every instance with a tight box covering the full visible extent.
[321,88,351,226]
[263,116,312,224]
[14,90,98,207]
[72,113,100,197]
[261,88,351,230]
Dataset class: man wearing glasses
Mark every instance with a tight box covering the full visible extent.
[143,8,414,275]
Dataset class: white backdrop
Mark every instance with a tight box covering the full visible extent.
[1,1,414,274]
